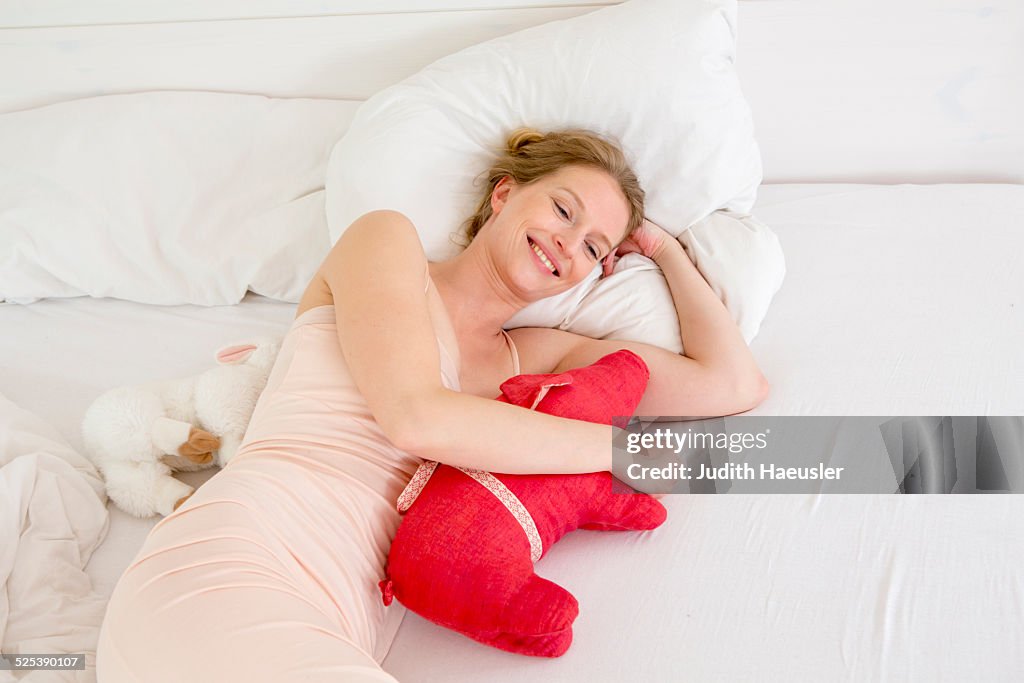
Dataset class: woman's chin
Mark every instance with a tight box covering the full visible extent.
[524,281,576,303]
[510,263,579,301]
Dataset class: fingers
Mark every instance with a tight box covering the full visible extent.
[601,253,617,278]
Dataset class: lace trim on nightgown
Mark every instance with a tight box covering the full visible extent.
[396,463,544,563]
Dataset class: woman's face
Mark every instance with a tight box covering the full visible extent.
[487,164,631,300]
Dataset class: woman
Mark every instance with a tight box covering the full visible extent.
[96,128,767,682]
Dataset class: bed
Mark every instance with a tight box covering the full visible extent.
[2,0,1023,681]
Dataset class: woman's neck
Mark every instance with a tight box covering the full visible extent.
[428,247,526,342]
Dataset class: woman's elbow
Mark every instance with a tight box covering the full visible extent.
[381,393,449,457]
[383,416,432,458]
[737,373,770,412]
[713,371,769,416]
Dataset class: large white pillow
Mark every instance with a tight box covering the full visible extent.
[326,0,781,346]
[0,92,360,305]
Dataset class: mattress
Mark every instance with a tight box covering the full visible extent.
[1,183,1022,681]
[749,183,1024,416]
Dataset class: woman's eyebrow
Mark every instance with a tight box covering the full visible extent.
[557,186,586,215]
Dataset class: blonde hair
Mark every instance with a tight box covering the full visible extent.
[460,127,645,246]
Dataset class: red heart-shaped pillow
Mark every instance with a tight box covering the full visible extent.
[381,349,667,657]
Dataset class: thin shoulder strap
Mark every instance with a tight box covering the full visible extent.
[423,261,430,294]
[501,330,521,376]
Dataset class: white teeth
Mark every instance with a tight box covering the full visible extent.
[531,241,557,274]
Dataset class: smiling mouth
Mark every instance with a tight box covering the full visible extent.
[527,236,559,277]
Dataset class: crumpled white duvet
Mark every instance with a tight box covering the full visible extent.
[0,391,108,682]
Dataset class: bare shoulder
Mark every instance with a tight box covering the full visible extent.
[318,210,425,292]
[505,326,594,375]
[507,323,682,380]
[323,210,420,269]
[295,211,421,319]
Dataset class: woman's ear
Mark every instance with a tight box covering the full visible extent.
[490,176,515,214]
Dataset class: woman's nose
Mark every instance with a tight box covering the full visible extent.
[552,231,580,257]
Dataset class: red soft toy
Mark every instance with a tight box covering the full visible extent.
[380,349,667,657]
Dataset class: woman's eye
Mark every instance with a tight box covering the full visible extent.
[554,201,569,220]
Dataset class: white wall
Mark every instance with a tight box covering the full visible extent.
[0,1,616,114]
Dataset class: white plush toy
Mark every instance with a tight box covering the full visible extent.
[81,336,282,518]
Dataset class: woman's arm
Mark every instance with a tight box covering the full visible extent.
[322,210,614,475]
[554,220,769,417]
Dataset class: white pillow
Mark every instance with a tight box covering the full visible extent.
[0,92,360,305]
[326,0,781,347]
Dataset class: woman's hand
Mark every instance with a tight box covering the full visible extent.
[601,218,677,277]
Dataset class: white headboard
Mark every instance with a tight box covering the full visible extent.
[4,0,1021,184]
[0,1,615,114]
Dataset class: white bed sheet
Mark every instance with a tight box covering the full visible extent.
[1,183,1022,681]
[749,183,1024,416]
